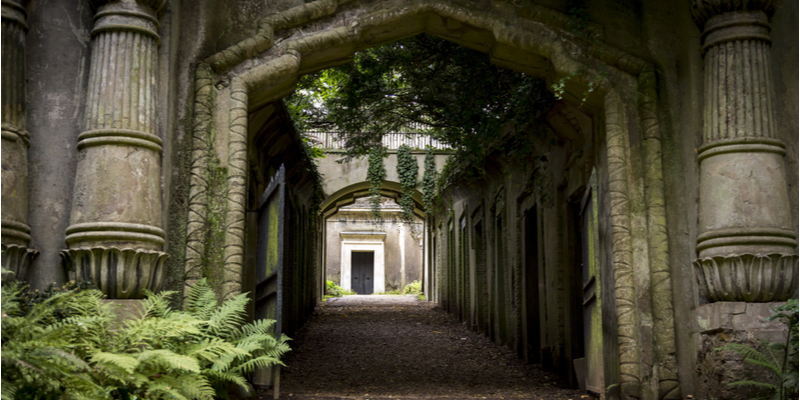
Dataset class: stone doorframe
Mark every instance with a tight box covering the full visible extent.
[182,1,677,398]
[340,232,387,294]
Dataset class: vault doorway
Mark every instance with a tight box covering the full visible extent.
[351,251,375,294]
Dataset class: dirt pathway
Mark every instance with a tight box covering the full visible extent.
[261,295,588,400]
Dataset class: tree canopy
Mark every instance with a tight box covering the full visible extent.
[286,33,555,163]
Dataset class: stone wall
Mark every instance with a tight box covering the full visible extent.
[3,0,797,398]
[325,197,423,292]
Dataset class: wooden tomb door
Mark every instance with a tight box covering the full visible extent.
[580,171,604,394]
[351,251,374,294]
[253,164,288,395]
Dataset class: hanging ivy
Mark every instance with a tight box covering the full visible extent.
[367,145,387,222]
[421,147,437,214]
[396,144,418,223]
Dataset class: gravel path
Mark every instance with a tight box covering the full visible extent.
[262,295,588,400]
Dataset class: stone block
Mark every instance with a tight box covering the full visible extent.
[694,301,746,332]
[730,302,786,331]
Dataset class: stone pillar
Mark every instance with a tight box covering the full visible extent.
[61,0,168,298]
[1,0,38,280]
[692,0,798,302]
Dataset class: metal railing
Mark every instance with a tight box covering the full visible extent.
[303,130,449,150]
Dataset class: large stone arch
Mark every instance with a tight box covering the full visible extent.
[320,180,425,219]
[182,1,678,398]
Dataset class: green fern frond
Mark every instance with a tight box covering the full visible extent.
[184,279,218,322]
[231,355,285,375]
[206,294,249,338]
[140,290,178,319]
[744,357,782,375]
[232,318,276,341]
[718,342,782,375]
[203,369,248,388]
[144,379,191,400]
[137,349,201,373]
[154,374,215,400]
[92,351,139,374]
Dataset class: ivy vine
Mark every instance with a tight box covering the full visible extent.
[396,144,418,223]
[421,147,437,215]
[367,145,387,222]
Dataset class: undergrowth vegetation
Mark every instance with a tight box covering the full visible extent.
[1,274,289,400]
[716,299,799,400]
[325,280,355,297]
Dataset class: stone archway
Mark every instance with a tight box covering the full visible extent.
[182,1,678,398]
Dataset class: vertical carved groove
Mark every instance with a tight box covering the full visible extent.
[1,0,37,279]
[694,4,796,302]
[704,37,778,142]
[605,92,641,397]
[1,16,25,130]
[64,1,166,299]
[183,63,214,298]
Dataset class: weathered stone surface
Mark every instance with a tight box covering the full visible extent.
[1,0,36,269]
[693,301,788,400]
[693,0,797,302]
[63,0,167,297]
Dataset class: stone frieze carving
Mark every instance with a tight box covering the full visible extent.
[61,247,167,299]
[694,253,798,302]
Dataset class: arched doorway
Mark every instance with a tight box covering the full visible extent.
[182,2,677,398]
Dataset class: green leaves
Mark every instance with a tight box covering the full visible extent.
[2,278,290,399]
[715,299,799,400]
[285,33,553,161]
[421,147,437,214]
[367,145,387,222]
[396,144,418,223]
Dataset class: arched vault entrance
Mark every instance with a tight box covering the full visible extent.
[183,1,677,399]
[320,181,425,219]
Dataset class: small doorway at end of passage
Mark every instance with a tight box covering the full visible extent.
[351,251,375,295]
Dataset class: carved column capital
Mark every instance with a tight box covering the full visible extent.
[694,253,798,302]
[691,0,777,28]
[1,0,28,30]
[88,0,168,16]
[61,247,167,299]
[1,244,38,282]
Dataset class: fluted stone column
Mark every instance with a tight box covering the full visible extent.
[692,0,798,302]
[1,0,38,280]
[61,0,168,298]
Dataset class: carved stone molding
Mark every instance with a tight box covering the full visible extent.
[1,243,38,281]
[693,0,796,303]
[691,0,776,28]
[61,247,167,299]
[694,253,798,302]
[1,0,35,267]
[66,0,166,267]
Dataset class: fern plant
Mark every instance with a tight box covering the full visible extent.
[1,276,290,400]
[716,299,799,400]
[1,281,108,400]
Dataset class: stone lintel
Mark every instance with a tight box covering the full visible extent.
[340,231,387,241]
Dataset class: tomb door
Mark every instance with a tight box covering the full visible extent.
[580,172,604,394]
[253,164,288,390]
[351,251,374,294]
